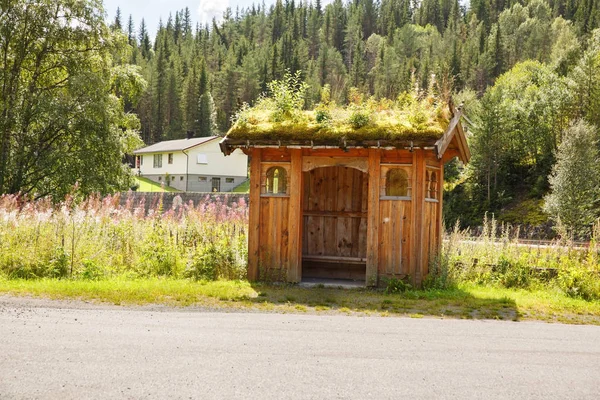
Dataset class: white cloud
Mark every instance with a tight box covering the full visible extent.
[198,0,230,25]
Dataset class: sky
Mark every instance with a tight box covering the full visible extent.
[103,0,276,38]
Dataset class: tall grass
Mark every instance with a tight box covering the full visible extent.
[0,193,248,280]
[2,194,599,303]
[428,215,600,300]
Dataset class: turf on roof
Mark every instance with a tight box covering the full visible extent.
[226,101,451,143]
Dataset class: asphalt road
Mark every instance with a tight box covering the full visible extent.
[1,296,599,400]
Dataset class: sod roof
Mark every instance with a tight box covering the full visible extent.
[225,105,450,145]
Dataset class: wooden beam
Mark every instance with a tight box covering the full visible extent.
[302,156,369,173]
[247,148,262,281]
[456,122,471,163]
[366,149,381,286]
[411,149,426,287]
[287,149,303,283]
[432,160,444,277]
[434,110,461,159]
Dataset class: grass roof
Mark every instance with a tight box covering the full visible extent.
[226,96,451,143]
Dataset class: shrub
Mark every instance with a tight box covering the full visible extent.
[557,261,600,301]
[384,277,412,294]
[185,237,243,281]
[492,256,531,289]
[348,108,371,129]
[48,246,70,279]
[315,106,331,125]
[80,260,105,281]
[267,70,309,122]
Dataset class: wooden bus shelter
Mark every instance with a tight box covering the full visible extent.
[220,107,470,286]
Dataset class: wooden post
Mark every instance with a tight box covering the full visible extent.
[247,149,262,281]
[366,149,381,286]
[411,150,425,287]
[434,160,445,271]
[287,149,303,283]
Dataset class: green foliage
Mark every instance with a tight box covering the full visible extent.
[544,120,600,236]
[315,85,333,124]
[557,261,600,301]
[81,260,105,281]
[315,107,332,124]
[267,70,310,122]
[229,77,449,141]
[431,215,600,300]
[0,0,145,198]
[185,238,243,281]
[0,194,248,281]
[383,277,413,294]
[348,108,372,129]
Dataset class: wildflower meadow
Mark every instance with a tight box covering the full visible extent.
[0,193,248,281]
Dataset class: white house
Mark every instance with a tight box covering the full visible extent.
[133,136,248,192]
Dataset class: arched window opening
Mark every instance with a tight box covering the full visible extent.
[427,170,438,200]
[266,167,287,194]
[386,168,410,197]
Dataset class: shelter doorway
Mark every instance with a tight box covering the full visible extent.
[301,166,368,283]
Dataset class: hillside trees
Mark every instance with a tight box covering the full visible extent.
[0,0,145,198]
[120,0,600,147]
[544,121,600,235]
[449,61,574,225]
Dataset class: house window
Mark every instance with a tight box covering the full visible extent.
[197,154,208,164]
[171,175,175,181]
[153,154,162,168]
[212,177,221,192]
[158,176,162,181]
[198,176,207,182]
[226,178,234,183]
[168,153,174,164]
[180,176,184,181]
[426,170,439,200]
[265,167,287,194]
[385,168,411,197]
[140,156,143,166]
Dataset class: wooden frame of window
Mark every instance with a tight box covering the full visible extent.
[426,167,440,202]
[380,165,412,200]
[260,162,290,197]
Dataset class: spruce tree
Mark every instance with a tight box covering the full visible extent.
[197,59,216,137]
[127,15,136,45]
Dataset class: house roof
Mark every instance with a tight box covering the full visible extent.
[220,104,470,164]
[134,136,219,154]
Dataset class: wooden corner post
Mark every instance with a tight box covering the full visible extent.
[247,148,262,281]
[366,149,381,286]
[287,149,303,283]
[411,149,426,287]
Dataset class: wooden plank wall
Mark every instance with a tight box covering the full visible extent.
[258,196,290,280]
[378,200,412,277]
[422,201,439,276]
[302,166,368,259]
[247,149,262,281]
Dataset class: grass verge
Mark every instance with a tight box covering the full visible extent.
[0,278,599,325]
[133,176,180,192]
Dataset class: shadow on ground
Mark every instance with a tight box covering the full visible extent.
[248,283,520,321]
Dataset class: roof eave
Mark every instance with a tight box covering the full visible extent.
[434,108,470,164]
[134,136,220,155]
